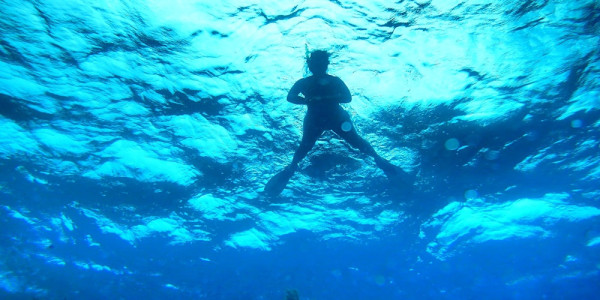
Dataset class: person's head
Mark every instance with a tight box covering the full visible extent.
[307,50,330,75]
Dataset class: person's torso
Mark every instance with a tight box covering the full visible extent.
[300,75,342,114]
[300,75,350,129]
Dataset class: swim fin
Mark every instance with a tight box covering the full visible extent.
[264,166,295,196]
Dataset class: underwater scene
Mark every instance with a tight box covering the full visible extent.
[1,0,599,299]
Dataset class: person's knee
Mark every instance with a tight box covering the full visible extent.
[298,142,312,152]
[300,136,317,147]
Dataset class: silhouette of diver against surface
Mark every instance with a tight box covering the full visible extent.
[264,50,401,196]
[285,289,299,300]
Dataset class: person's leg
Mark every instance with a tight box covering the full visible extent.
[333,123,377,156]
[331,113,378,156]
[333,120,398,177]
[290,116,323,168]
[264,115,324,196]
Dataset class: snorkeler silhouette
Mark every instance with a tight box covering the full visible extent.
[264,50,401,196]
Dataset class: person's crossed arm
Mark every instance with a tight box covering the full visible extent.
[287,79,308,104]
[287,77,351,105]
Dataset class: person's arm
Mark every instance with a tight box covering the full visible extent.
[287,79,308,105]
[335,77,352,103]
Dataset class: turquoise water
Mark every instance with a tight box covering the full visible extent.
[1,0,599,299]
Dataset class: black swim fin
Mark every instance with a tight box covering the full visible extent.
[264,166,295,196]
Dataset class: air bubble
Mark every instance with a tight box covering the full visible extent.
[374,275,386,286]
[571,119,583,128]
[341,121,352,132]
[444,138,460,150]
[484,150,499,160]
[464,189,478,200]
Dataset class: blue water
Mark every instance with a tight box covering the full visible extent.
[1,0,599,299]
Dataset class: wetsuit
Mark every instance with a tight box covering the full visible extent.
[287,74,379,166]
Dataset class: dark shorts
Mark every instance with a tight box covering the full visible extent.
[304,107,351,132]
[295,106,376,159]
